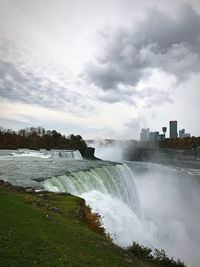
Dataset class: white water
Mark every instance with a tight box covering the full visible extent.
[81,190,156,247]
[0,145,199,266]
[43,163,141,218]
[45,149,83,159]
[94,145,200,267]
[43,145,200,267]
[11,149,82,160]
[43,163,162,248]
[0,144,199,266]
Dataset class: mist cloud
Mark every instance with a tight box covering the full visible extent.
[85,3,200,104]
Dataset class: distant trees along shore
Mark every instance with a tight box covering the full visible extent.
[0,127,87,156]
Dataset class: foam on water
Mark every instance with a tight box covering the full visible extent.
[81,190,157,247]
[10,149,83,159]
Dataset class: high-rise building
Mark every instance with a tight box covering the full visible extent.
[179,129,185,138]
[169,121,178,138]
[179,129,191,138]
[140,128,150,142]
[149,131,165,141]
[149,131,159,141]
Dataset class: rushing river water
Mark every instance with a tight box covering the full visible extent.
[1,148,200,267]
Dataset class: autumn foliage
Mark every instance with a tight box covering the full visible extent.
[82,205,105,235]
[0,127,87,156]
[159,136,200,149]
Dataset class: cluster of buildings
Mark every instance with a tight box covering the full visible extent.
[140,121,191,142]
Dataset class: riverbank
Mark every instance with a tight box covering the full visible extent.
[0,181,138,267]
[124,146,200,169]
[0,181,185,267]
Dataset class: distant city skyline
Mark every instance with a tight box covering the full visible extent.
[140,120,191,141]
[0,0,200,139]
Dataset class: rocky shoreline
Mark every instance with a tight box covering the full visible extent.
[124,147,200,169]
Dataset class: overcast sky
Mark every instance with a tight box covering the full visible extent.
[0,0,200,139]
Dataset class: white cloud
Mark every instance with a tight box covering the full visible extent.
[0,0,199,138]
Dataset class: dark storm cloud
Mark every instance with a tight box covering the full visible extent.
[0,60,87,110]
[85,3,200,103]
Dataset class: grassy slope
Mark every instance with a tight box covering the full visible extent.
[0,186,159,267]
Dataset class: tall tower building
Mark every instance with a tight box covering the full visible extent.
[169,121,178,139]
[140,128,150,142]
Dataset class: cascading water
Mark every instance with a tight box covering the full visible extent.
[1,148,199,266]
[11,149,83,160]
[43,163,148,246]
[43,164,140,215]
[44,149,83,159]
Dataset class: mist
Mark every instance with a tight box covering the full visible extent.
[88,140,127,162]
[90,144,200,267]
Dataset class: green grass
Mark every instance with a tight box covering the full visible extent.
[0,186,184,267]
[0,186,142,267]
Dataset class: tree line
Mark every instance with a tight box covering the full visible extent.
[0,127,87,156]
[159,136,200,149]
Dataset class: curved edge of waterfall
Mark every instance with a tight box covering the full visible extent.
[42,163,142,218]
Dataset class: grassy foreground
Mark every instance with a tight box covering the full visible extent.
[0,184,184,267]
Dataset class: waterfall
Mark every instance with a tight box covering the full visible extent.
[11,149,83,160]
[43,163,148,247]
[46,149,83,159]
[1,146,198,266]
[43,164,140,213]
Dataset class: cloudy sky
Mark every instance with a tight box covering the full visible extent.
[0,0,200,139]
